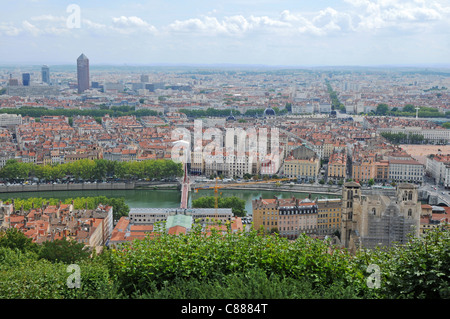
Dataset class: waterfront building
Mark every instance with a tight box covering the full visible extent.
[327,151,347,180]
[278,199,318,239]
[316,198,342,236]
[252,197,280,233]
[351,157,375,183]
[128,207,234,225]
[110,208,242,245]
[252,196,318,239]
[388,158,424,184]
[374,160,389,183]
[283,156,320,181]
[282,144,320,181]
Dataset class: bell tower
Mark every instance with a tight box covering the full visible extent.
[341,181,361,249]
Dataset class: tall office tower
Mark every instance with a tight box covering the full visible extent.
[77,53,90,93]
[41,65,50,84]
[22,73,30,86]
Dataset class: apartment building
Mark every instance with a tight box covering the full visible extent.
[128,207,234,226]
[327,151,347,180]
[252,196,318,239]
[374,160,389,183]
[351,157,375,183]
[283,156,320,181]
[278,200,318,239]
[389,158,424,184]
[252,197,280,233]
[426,154,450,187]
[316,198,342,236]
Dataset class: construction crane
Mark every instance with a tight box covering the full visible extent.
[194,177,297,218]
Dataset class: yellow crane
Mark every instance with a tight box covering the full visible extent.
[194,177,297,218]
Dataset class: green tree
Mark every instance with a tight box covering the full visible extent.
[192,195,247,217]
[403,104,415,113]
[38,238,91,264]
[376,104,389,115]
[0,228,38,253]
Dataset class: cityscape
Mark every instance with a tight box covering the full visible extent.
[0,0,448,306]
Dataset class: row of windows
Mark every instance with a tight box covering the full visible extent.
[318,213,339,217]
[317,218,338,223]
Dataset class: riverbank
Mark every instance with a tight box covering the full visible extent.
[0,180,396,198]
[0,181,179,193]
[191,182,343,196]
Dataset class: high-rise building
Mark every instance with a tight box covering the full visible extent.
[22,73,30,86]
[77,53,89,93]
[41,65,50,84]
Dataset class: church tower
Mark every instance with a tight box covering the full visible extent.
[341,181,361,250]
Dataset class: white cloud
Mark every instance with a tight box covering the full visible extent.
[0,24,21,36]
[344,0,449,32]
[22,20,40,36]
[111,16,157,34]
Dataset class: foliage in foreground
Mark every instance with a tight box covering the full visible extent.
[0,225,448,299]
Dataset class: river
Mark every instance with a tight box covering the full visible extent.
[0,188,340,215]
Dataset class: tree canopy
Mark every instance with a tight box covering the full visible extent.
[192,195,246,217]
[0,158,183,182]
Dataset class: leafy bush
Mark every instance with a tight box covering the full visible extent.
[133,268,363,299]
[106,226,369,296]
[352,228,450,299]
[0,248,117,299]
[0,221,447,299]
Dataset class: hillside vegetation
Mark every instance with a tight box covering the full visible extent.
[0,223,448,299]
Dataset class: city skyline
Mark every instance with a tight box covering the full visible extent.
[1,0,450,67]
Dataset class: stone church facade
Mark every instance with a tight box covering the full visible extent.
[341,182,421,252]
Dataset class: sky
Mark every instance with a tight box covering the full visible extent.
[1,0,450,67]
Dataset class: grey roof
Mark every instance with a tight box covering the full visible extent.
[77,53,88,60]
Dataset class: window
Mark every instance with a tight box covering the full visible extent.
[408,209,412,217]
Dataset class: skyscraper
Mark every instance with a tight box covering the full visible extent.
[41,65,50,84]
[22,73,30,86]
[77,53,89,93]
